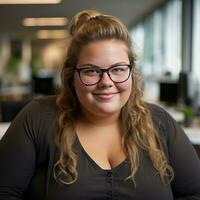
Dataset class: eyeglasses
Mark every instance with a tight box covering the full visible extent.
[75,64,132,86]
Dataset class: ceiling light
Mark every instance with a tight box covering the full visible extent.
[0,0,61,4]
[36,30,68,39]
[23,17,68,26]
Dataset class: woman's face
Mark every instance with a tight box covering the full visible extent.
[73,39,132,118]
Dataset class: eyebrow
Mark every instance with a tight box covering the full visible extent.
[76,64,98,68]
[77,62,130,68]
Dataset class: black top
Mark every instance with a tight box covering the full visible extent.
[0,96,200,200]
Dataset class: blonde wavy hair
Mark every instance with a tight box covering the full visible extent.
[54,9,174,185]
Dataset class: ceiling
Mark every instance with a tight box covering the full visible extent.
[0,0,168,39]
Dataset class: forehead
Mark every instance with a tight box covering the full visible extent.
[77,39,129,67]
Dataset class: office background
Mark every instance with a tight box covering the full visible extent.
[0,0,199,130]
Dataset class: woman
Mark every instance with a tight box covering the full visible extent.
[0,10,200,200]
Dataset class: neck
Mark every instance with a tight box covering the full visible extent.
[78,109,121,127]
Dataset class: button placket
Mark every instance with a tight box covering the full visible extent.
[106,171,113,199]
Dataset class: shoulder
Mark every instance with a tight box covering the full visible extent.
[10,95,59,146]
[146,103,167,116]
[23,95,58,118]
[146,103,171,123]
[31,95,58,109]
[146,103,179,124]
[145,103,179,140]
[11,95,59,135]
[145,102,188,146]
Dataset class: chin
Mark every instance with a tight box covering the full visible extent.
[94,105,121,116]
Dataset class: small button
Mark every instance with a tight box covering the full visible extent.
[106,179,111,183]
[107,172,112,177]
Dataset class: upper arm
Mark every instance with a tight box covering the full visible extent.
[161,110,200,199]
[0,100,41,199]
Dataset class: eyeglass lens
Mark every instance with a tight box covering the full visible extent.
[77,64,131,85]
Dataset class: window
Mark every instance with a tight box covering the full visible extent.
[192,0,200,80]
[130,0,182,80]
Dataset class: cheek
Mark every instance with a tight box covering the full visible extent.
[73,73,94,96]
[117,78,132,93]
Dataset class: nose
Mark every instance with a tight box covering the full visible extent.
[98,71,113,87]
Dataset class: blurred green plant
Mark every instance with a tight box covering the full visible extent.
[30,54,41,76]
[182,106,194,118]
[5,55,19,74]
[182,106,194,127]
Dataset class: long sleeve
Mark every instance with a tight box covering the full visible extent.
[157,107,200,199]
[0,100,41,200]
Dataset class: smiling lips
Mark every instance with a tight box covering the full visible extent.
[93,92,119,100]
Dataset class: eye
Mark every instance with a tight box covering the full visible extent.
[110,66,128,74]
[81,68,100,76]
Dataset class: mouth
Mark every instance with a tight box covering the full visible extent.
[93,92,119,100]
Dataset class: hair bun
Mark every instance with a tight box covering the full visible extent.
[70,10,102,35]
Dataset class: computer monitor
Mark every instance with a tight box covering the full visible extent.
[1,100,29,122]
[178,72,190,105]
[159,81,179,105]
[32,76,55,95]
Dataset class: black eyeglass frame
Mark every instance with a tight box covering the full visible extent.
[75,64,132,86]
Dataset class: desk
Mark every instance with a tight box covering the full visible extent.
[0,123,10,139]
[0,85,30,101]
[183,127,200,145]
